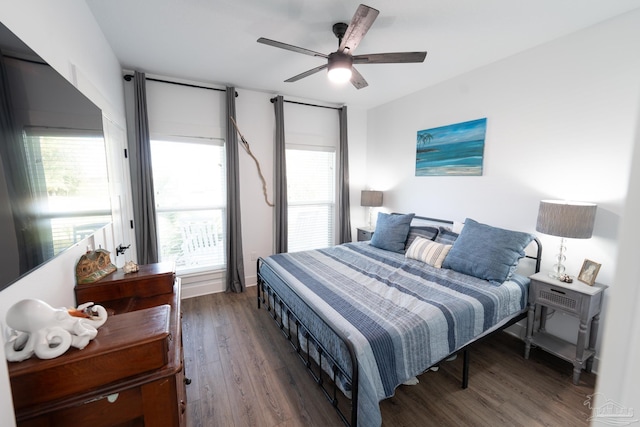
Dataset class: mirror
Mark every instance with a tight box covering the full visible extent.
[0,21,112,291]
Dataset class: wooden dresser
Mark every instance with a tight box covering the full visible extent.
[8,262,186,427]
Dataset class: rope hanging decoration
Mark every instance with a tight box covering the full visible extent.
[229,116,274,207]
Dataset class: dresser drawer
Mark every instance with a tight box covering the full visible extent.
[76,262,175,304]
[20,387,145,427]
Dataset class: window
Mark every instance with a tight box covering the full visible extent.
[286,146,336,252]
[150,137,226,272]
[22,128,111,256]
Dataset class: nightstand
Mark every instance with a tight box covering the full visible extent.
[524,271,607,384]
[357,227,375,241]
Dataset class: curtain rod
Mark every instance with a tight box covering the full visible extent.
[123,74,237,96]
[270,97,341,111]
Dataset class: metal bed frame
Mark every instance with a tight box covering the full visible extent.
[256,217,542,426]
[257,261,359,426]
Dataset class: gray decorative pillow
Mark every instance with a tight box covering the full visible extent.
[370,212,415,253]
[442,218,534,283]
[404,226,439,251]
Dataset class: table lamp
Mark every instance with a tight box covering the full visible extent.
[361,190,383,230]
[535,200,597,279]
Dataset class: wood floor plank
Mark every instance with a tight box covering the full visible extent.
[184,295,222,367]
[198,359,235,427]
[214,324,264,426]
[219,300,292,425]
[183,286,596,427]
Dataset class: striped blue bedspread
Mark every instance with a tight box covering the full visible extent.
[259,242,529,427]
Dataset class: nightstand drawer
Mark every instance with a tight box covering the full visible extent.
[357,228,374,241]
[534,285,583,315]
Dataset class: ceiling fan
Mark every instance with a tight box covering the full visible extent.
[257,4,427,89]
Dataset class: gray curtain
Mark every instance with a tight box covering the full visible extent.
[225,87,245,292]
[338,106,352,243]
[130,71,159,264]
[273,96,287,253]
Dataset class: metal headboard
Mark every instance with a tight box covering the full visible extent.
[391,212,542,273]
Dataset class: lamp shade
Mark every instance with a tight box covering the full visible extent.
[361,190,383,207]
[536,200,597,239]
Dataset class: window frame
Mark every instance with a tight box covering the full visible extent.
[285,143,337,252]
[149,134,227,275]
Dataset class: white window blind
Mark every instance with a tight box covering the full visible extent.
[286,146,335,252]
[150,137,226,272]
[22,128,111,256]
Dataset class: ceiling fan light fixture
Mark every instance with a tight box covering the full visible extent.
[328,66,352,83]
[327,52,353,84]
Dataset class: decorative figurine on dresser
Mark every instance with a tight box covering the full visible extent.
[7,260,187,427]
[4,299,108,362]
[75,248,117,284]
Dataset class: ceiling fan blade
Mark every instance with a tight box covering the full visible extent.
[350,66,368,90]
[353,51,427,64]
[257,37,328,58]
[339,4,380,54]
[284,63,328,82]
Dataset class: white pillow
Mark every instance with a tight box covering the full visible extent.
[405,236,452,268]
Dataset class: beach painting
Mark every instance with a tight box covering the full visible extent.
[416,118,487,176]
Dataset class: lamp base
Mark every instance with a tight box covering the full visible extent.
[549,237,567,277]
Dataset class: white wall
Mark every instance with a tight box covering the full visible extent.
[0,1,127,423]
[593,89,640,424]
[366,10,640,361]
[235,90,278,287]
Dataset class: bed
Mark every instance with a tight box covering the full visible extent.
[256,214,541,427]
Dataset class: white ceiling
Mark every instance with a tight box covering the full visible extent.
[86,0,640,109]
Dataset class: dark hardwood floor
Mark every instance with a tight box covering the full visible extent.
[181,286,596,427]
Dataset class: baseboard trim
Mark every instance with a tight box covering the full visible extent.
[180,274,257,299]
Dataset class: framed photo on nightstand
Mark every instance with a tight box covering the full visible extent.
[578,259,601,286]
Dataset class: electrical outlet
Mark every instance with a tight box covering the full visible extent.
[250,252,257,261]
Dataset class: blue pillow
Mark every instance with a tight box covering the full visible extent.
[442,218,534,283]
[370,212,415,253]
